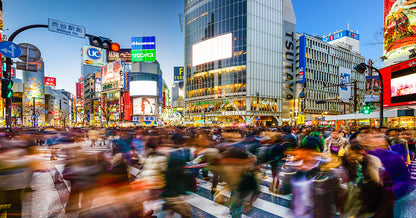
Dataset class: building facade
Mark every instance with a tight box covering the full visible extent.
[184,0,296,126]
[297,32,366,124]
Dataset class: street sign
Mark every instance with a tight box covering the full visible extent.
[16,61,38,72]
[48,18,86,38]
[0,41,22,58]
[18,43,41,62]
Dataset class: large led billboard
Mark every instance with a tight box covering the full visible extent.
[131,36,156,62]
[391,68,416,104]
[380,58,416,107]
[132,97,156,115]
[129,81,157,96]
[383,0,416,64]
[192,33,232,66]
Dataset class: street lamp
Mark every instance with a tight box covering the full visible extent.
[354,63,384,127]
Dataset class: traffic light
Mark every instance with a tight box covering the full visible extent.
[1,78,13,98]
[361,105,371,114]
[89,36,120,52]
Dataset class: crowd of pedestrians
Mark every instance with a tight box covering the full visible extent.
[0,126,416,217]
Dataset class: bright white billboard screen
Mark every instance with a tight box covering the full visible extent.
[133,97,156,115]
[130,81,157,96]
[192,33,232,66]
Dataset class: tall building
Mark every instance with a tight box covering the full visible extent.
[184,0,296,126]
[297,32,366,124]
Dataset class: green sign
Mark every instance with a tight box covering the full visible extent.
[132,49,155,62]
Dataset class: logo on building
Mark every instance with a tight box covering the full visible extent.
[86,47,102,60]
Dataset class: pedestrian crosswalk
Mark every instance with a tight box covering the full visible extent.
[410,161,416,180]
[53,164,291,217]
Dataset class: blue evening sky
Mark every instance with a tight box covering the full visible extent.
[3,0,383,94]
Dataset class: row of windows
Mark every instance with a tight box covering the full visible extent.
[305,38,363,62]
[185,0,246,24]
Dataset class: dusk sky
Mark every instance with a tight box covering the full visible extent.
[3,0,383,94]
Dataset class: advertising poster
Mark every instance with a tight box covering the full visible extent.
[383,0,416,62]
[365,76,380,102]
[119,49,132,62]
[95,78,101,93]
[132,97,156,115]
[45,76,56,86]
[107,50,120,62]
[131,36,156,62]
[76,83,82,98]
[298,35,306,84]
[102,60,121,84]
[82,45,105,67]
[339,67,351,103]
[174,66,184,82]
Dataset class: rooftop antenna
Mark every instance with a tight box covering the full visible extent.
[347,23,350,30]
[179,14,183,32]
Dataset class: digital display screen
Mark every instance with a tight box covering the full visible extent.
[391,67,416,103]
[129,81,157,96]
[192,33,232,66]
[132,97,156,115]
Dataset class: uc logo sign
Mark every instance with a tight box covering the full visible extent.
[86,47,102,60]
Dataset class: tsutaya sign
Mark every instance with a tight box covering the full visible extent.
[222,111,246,116]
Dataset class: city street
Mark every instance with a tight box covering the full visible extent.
[14,142,416,217]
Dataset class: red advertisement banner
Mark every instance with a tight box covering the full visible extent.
[45,76,56,86]
[76,83,82,98]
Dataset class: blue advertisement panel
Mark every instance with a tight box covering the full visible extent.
[131,36,156,50]
[323,30,359,42]
[158,74,162,103]
[298,35,306,84]
[124,72,129,92]
[174,66,184,82]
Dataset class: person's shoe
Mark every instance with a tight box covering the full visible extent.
[50,157,58,161]
[202,176,211,181]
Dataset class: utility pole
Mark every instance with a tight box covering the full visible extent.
[368,59,373,76]
[32,97,36,127]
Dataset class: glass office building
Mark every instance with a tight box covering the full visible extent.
[184,0,296,126]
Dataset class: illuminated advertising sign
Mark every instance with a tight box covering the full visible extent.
[124,92,132,120]
[298,35,306,84]
[384,0,416,64]
[322,30,359,42]
[95,78,101,93]
[102,60,121,84]
[192,33,232,66]
[76,83,82,98]
[44,76,56,86]
[174,66,184,81]
[132,97,156,115]
[339,67,351,103]
[124,72,129,92]
[82,45,105,66]
[131,49,155,62]
[0,0,3,31]
[107,50,120,62]
[129,81,157,96]
[120,49,132,62]
[11,67,15,78]
[365,76,380,102]
[380,58,416,107]
[131,36,156,62]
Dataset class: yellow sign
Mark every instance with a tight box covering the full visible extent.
[298,114,305,125]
